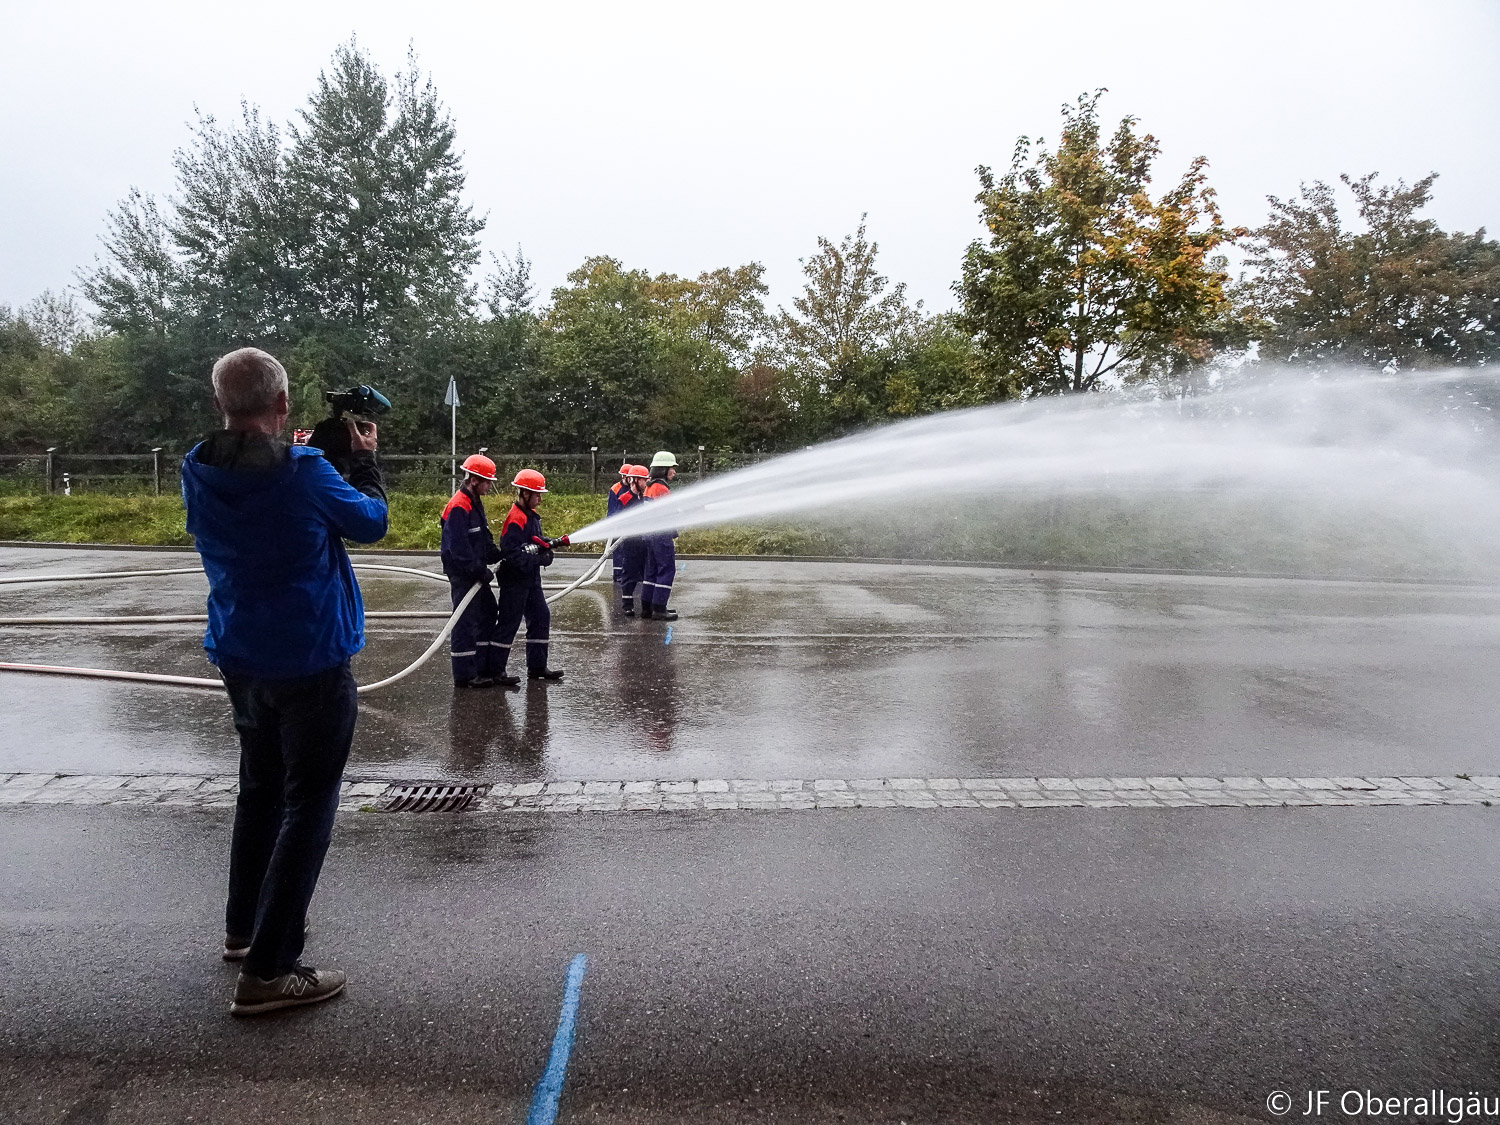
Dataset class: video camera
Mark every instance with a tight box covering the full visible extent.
[309,384,391,477]
[325,385,392,419]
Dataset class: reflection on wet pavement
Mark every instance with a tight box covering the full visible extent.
[4,546,1500,781]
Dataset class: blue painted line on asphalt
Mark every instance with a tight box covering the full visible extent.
[526,953,589,1125]
[664,625,673,645]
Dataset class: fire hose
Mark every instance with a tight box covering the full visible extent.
[0,542,617,694]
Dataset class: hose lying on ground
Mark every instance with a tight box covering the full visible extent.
[0,541,617,694]
[0,561,584,591]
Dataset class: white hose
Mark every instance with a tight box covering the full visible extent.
[0,540,617,694]
[0,566,203,585]
[354,579,485,693]
[0,560,579,591]
[0,611,455,625]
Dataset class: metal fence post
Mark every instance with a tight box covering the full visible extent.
[45,447,57,495]
[698,445,705,480]
[590,446,598,493]
[151,447,163,496]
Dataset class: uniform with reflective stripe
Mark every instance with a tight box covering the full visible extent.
[639,479,677,611]
[607,484,643,606]
[439,488,502,683]
[494,501,553,675]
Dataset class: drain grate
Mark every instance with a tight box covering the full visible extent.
[379,781,490,812]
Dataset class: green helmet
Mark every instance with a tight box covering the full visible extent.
[650,450,678,468]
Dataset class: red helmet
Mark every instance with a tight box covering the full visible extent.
[512,468,548,493]
[626,464,649,479]
[619,463,632,476]
[461,454,497,481]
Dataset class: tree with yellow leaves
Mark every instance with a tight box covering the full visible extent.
[956,91,1246,397]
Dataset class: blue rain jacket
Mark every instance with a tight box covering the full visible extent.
[181,441,389,679]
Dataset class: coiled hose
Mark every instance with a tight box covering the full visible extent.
[0,543,616,694]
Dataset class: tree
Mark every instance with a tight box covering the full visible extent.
[955,91,1244,397]
[775,216,920,432]
[1245,173,1500,371]
[79,187,178,341]
[285,40,484,442]
[486,247,536,318]
[171,104,297,348]
[883,315,982,417]
[533,257,664,449]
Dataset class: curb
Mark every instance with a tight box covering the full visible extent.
[4,772,1496,814]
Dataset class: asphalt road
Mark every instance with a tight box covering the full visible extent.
[2,804,1497,1124]
[4,546,1498,1122]
[4,546,1500,781]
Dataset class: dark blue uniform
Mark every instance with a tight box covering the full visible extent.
[606,480,629,517]
[640,478,677,613]
[440,488,502,683]
[607,482,645,610]
[494,501,553,676]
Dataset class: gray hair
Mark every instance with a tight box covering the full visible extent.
[211,347,288,417]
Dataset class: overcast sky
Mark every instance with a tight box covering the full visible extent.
[3,0,1497,318]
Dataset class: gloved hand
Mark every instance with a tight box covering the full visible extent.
[553,535,571,547]
[539,548,555,567]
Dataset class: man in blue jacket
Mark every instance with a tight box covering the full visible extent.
[181,347,387,1017]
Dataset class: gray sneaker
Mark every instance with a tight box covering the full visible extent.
[230,965,346,1016]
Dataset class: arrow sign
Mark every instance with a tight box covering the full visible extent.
[444,376,460,408]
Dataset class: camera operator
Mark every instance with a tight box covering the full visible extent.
[180,347,387,1016]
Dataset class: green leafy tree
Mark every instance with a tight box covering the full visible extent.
[956,91,1244,397]
[76,189,212,444]
[532,257,663,449]
[775,216,920,433]
[172,104,297,348]
[526,257,768,451]
[285,41,483,444]
[1245,173,1500,371]
[0,296,130,450]
[73,41,485,450]
[883,315,982,417]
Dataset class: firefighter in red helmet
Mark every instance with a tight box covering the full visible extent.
[439,454,504,687]
[493,469,570,682]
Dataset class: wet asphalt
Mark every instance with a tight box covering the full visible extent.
[3,546,1499,1123]
[2,804,1497,1124]
[2,546,1500,780]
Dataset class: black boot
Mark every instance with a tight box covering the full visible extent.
[495,674,521,688]
[529,668,565,681]
[640,605,653,619]
[654,608,679,621]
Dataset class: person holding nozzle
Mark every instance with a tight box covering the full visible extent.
[494,469,570,682]
[440,454,505,689]
[614,464,649,616]
[639,450,680,621]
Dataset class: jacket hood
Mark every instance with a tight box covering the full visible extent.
[181,442,320,519]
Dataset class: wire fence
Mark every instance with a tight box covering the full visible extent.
[0,446,774,496]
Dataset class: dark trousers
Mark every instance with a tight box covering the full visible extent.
[448,578,499,682]
[642,535,676,609]
[615,538,646,609]
[495,582,551,674]
[223,661,357,979]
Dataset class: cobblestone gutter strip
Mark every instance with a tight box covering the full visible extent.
[1,773,1497,812]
